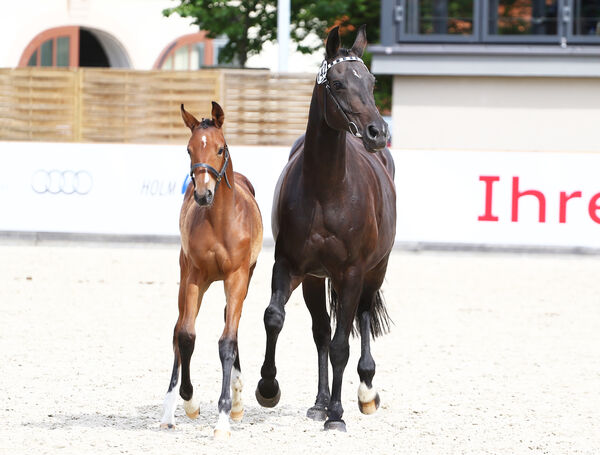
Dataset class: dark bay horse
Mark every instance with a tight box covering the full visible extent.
[160,102,263,439]
[255,25,396,432]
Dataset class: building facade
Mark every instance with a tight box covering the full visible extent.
[1,0,321,72]
[371,0,600,153]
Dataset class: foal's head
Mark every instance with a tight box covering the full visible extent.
[181,102,230,207]
[317,25,389,152]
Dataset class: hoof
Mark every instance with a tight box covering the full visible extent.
[306,406,328,421]
[324,419,347,432]
[230,409,244,422]
[159,423,176,430]
[185,407,199,419]
[358,392,380,415]
[213,428,231,440]
[255,380,281,408]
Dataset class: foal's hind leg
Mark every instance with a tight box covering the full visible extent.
[302,276,331,421]
[160,354,180,429]
[213,267,250,439]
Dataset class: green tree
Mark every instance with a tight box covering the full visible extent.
[162,0,278,68]
[163,0,391,112]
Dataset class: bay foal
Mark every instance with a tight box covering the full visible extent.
[160,102,263,438]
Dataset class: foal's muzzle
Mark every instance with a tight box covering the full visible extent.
[194,189,214,206]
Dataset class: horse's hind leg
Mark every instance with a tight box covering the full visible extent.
[325,270,363,432]
[356,289,380,415]
[302,276,331,421]
[160,353,180,429]
[213,268,249,439]
[256,258,299,407]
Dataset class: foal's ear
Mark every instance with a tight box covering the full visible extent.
[181,104,199,132]
[325,26,340,59]
[211,101,225,129]
[351,24,367,58]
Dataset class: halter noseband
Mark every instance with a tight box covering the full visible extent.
[189,145,232,196]
[316,56,365,138]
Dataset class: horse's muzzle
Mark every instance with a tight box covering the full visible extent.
[194,189,214,206]
[362,120,389,152]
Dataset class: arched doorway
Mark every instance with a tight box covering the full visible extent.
[18,26,131,68]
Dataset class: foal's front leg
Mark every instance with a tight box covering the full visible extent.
[213,267,250,439]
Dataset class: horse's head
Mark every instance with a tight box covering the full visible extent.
[181,102,231,207]
[317,25,389,152]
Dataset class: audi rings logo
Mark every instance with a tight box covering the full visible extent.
[31,170,94,195]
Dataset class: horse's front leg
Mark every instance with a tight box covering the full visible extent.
[177,270,207,420]
[325,268,363,432]
[160,252,206,429]
[213,267,250,439]
[256,257,300,407]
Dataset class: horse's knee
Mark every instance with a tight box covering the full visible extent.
[177,329,196,357]
[329,337,349,368]
[264,304,285,333]
[218,337,237,364]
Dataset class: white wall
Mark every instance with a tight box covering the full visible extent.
[392,76,600,153]
[0,0,323,71]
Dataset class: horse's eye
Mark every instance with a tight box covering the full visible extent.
[187,147,191,155]
[217,147,223,155]
[332,81,343,90]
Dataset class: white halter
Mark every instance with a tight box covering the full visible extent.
[316,56,364,85]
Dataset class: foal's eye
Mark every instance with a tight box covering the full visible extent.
[332,81,343,90]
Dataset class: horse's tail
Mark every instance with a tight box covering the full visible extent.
[327,279,392,339]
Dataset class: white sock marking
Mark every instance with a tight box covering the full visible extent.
[231,368,243,415]
[160,382,180,426]
[183,392,200,416]
[357,381,377,403]
[214,411,230,434]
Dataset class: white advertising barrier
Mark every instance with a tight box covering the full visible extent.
[0,142,289,238]
[395,149,600,249]
[1,142,599,249]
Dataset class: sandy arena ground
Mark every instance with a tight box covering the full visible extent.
[0,243,599,455]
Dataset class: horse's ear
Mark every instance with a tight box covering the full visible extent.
[325,26,340,59]
[211,101,224,129]
[181,104,199,132]
[351,24,367,58]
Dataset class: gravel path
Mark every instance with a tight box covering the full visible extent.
[1,244,599,454]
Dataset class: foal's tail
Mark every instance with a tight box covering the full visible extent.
[327,280,392,339]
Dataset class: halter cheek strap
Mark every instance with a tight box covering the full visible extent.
[316,56,365,138]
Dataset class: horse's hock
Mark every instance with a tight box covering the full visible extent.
[0,68,314,146]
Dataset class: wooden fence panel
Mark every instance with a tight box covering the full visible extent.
[0,68,314,146]
[223,70,314,146]
[80,69,221,143]
[0,68,78,142]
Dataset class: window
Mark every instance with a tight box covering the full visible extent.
[154,33,214,70]
[395,0,600,44]
[19,26,78,67]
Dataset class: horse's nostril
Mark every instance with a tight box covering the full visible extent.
[367,124,380,139]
